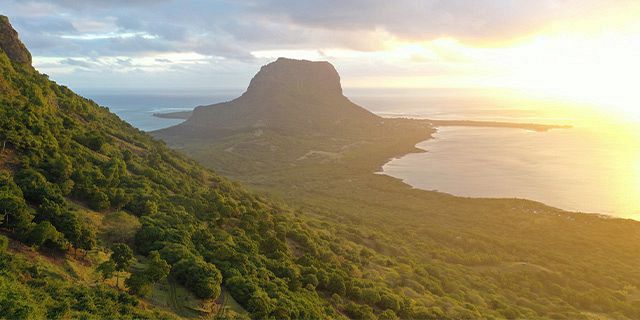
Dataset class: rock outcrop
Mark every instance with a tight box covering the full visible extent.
[0,15,32,65]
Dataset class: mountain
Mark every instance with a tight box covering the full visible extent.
[156,58,381,139]
[153,58,432,177]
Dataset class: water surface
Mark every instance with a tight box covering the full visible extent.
[82,88,640,219]
[81,90,240,131]
[381,125,640,219]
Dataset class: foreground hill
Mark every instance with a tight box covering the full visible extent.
[156,56,640,318]
[0,16,390,319]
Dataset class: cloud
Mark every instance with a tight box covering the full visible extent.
[60,58,98,69]
[7,0,635,64]
[252,0,638,43]
[3,0,636,91]
[5,0,615,61]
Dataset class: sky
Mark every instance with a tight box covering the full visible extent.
[1,0,640,118]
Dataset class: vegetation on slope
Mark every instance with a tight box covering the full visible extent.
[3,14,640,319]
[155,60,640,319]
[0,16,477,320]
[0,19,355,319]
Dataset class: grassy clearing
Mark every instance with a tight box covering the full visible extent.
[217,287,249,317]
[144,276,214,318]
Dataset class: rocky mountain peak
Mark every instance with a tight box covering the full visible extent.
[243,57,343,99]
[0,15,32,65]
[155,57,380,137]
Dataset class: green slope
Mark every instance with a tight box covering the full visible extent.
[3,13,640,320]
[0,16,345,319]
[154,57,640,319]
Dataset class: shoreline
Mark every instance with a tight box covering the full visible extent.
[152,110,193,119]
[375,116,571,178]
[425,119,572,132]
[153,110,572,132]
[376,124,632,220]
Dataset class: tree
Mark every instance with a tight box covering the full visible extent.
[125,251,170,297]
[14,168,63,205]
[158,243,191,264]
[104,158,127,187]
[327,274,346,296]
[302,273,319,289]
[173,257,222,299]
[108,188,131,210]
[0,193,33,234]
[379,309,399,320]
[145,251,170,283]
[77,130,105,151]
[42,153,73,185]
[110,243,133,288]
[35,200,95,254]
[125,272,153,297]
[246,289,273,318]
[86,186,110,211]
[361,288,381,305]
[96,260,116,282]
[344,302,376,320]
[378,292,402,312]
[77,227,96,254]
[58,214,81,252]
[28,221,66,250]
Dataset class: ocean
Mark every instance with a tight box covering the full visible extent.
[80,89,242,131]
[83,88,640,220]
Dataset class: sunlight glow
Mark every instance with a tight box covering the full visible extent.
[487,29,640,121]
[251,5,640,122]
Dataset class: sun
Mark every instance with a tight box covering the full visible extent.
[483,13,640,122]
[475,28,639,120]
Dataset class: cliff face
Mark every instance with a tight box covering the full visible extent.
[243,57,344,99]
[0,15,32,65]
[156,58,380,137]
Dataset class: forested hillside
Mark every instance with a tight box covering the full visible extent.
[3,14,640,320]
[0,16,388,319]
[156,51,640,319]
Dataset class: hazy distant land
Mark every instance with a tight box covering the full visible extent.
[426,119,571,131]
[154,110,571,132]
[152,110,193,119]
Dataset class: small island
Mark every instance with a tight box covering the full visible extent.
[152,110,193,119]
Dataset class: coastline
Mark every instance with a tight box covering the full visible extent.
[425,119,572,132]
[152,110,193,119]
[153,110,572,132]
[149,109,629,220]
[377,124,635,219]
[374,116,571,173]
